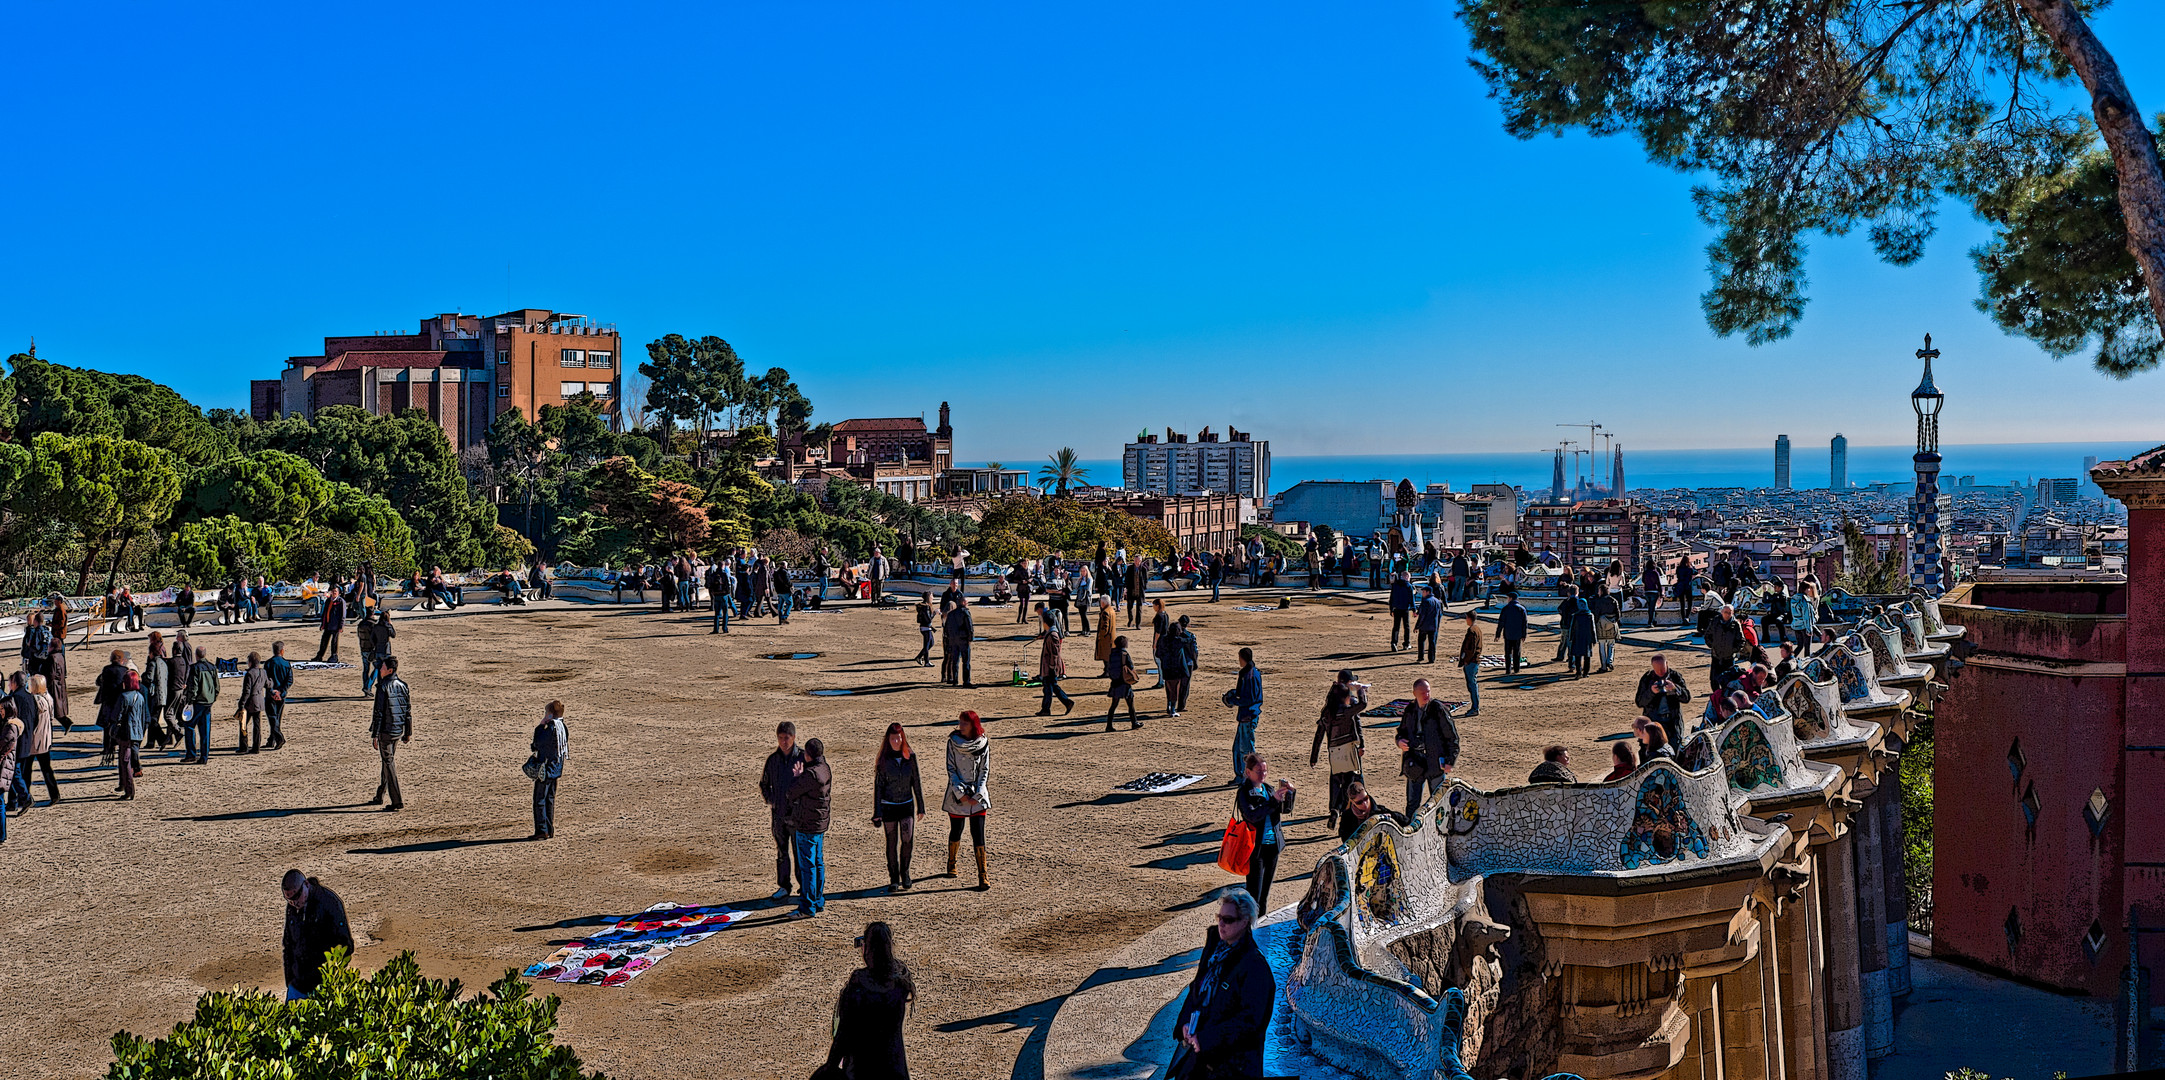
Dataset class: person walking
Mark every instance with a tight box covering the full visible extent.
[1226,647,1263,781]
[239,652,271,754]
[1413,584,1442,664]
[1094,598,1117,665]
[868,546,888,606]
[1592,585,1622,673]
[1495,593,1528,675]
[1171,888,1274,1080]
[142,633,173,752]
[1564,587,1595,679]
[8,673,58,809]
[820,921,915,1080]
[1454,611,1484,717]
[368,655,411,811]
[758,722,805,899]
[45,604,71,734]
[0,702,19,840]
[1103,635,1141,731]
[312,588,346,664]
[264,641,292,749]
[1387,572,1414,652]
[526,700,568,840]
[940,599,974,688]
[943,711,991,890]
[357,608,392,696]
[280,870,354,1002]
[1234,753,1294,911]
[785,737,833,919]
[1310,677,1365,829]
[912,597,935,668]
[1125,558,1146,628]
[1704,603,1746,691]
[1395,679,1457,819]
[1673,556,1697,628]
[1641,558,1664,627]
[872,723,925,891]
[184,647,217,765]
[163,631,192,750]
[1033,607,1075,716]
[1159,615,1198,717]
[110,670,147,800]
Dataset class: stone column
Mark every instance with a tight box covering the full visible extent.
[1880,736,1913,998]
[1759,903,1789,1080]
[1854,789,1893,1060]
[1777,873,1825,1080]
[1821,832,1867,1080]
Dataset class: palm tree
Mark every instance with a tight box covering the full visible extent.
[1038,448,1089,498]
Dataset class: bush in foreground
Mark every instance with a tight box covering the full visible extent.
[107,951,603,1079]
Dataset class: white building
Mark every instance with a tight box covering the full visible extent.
[1122,425,1271,499]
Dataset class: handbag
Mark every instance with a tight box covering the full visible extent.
[1120,660,1138,686]
[522,756,543,781]
[1216,814,1255,875]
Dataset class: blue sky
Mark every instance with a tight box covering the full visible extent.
[6,2,2164,460]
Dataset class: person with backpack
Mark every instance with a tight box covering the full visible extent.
[1310,673,1365,830]
[785,737,833,919]
[184,646,218,765]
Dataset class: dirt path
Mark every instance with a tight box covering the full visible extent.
[0,589,1708,1079]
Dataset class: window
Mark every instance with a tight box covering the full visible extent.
[560,349,586,367]
[497,383,510,397]
[586,351,613,369]
[2082,920,2107,962]
[561,382,586,398]
[2083,788,2110,837]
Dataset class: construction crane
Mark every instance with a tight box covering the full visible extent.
[1557,422,1604,497]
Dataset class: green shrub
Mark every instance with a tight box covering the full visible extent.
[107,950,604,1079]
[1901,728,1935,932]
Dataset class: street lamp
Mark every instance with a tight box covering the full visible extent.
[1911,334,1943,456]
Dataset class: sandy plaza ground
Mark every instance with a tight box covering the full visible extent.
[0,583,1715,1079]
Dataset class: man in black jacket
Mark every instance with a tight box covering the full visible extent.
[757,722,805,899]
[1495,594,1529,674]
[368,655,411,810]
[785,737,832,920]
[1634,653,1693,733]
[1387,572,1415,652]
[1173,888,1274,1080]
[941,603,975,688]
[1395,679,1457,820]
[281,869,354,1001]
[1703,604,1746,691]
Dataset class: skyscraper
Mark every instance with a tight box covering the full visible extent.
[1775,435,1791,489]
[1830,433,1848,491]
[2083,455,2100,500]
[1613,443,1626,497]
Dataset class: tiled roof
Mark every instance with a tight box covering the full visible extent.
[834,418,928,433]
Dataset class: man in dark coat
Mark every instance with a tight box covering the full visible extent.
[1173,888,1274,1080]
[1125,559,1147,628]
[785,737,833,919]
[1528,745,1576,785]
[265,641,293,749]
[757,722,805,898]
[1413,585,1443,664]
[1634,653,1693,733]
[1395,679,1457,819]
[942,602,975,688]
[1495,594,1529,674]
[1388,572,1415,652]
[281,870,354,1001]
[368,656,411,810]
[312,589,346,663]
[1702,604,1746,691]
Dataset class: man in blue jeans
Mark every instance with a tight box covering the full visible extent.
[1228,648,1263,780]
[1454,610,1483,717]
[185,646,219,764]
[784,738,832,919]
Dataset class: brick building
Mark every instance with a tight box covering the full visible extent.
[1083,492,1249,553]
[1519,498,1659,568]
[251,308,620,448]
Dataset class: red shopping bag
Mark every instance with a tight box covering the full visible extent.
[1216,815,1255,875]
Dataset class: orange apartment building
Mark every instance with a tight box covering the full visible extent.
[252,308,620,448]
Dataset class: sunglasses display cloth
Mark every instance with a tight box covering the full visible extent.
[523,902,746,987]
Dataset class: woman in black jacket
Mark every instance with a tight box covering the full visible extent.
[1234,753,1295,911]
[871,724,924,892]
[823,921,914,1080]
[1103,636,1140,732]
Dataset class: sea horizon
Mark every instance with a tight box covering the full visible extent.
[971,440,2157,499]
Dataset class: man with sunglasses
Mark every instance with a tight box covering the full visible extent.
[281,869,354,1002]
[1170,888,1273,1080]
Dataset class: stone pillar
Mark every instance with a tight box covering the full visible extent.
[1880,737,1913,998]
[1777,874,1825,1080]
[1719,942,1769,1080]
[1759,904,1789,1080]
[1821,832,1867,1080]
[1853,788,1894,1059]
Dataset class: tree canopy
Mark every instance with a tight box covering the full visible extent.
[1458,0,2165,374]
[975,496,1178,563]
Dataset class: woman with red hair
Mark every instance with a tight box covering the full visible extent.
[943,710,992,890]
[872,722,925,891]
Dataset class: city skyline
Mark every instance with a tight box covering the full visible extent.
[6,2,2165,461]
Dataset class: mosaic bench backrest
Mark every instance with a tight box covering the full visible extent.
[1436,761,1754,878]
[1823,640,1884,705]
[1864,616,1928,678]
[1711,701,1816,800]
[1781,665,1843,743]
[1919,596,1952,636]
[1890,602,1929,653]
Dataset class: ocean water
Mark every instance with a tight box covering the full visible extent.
[990,441,2155,498]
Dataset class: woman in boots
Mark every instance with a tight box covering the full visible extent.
[872,723,924,891]
[942,710,991,890]
[1102,635,1141,731]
